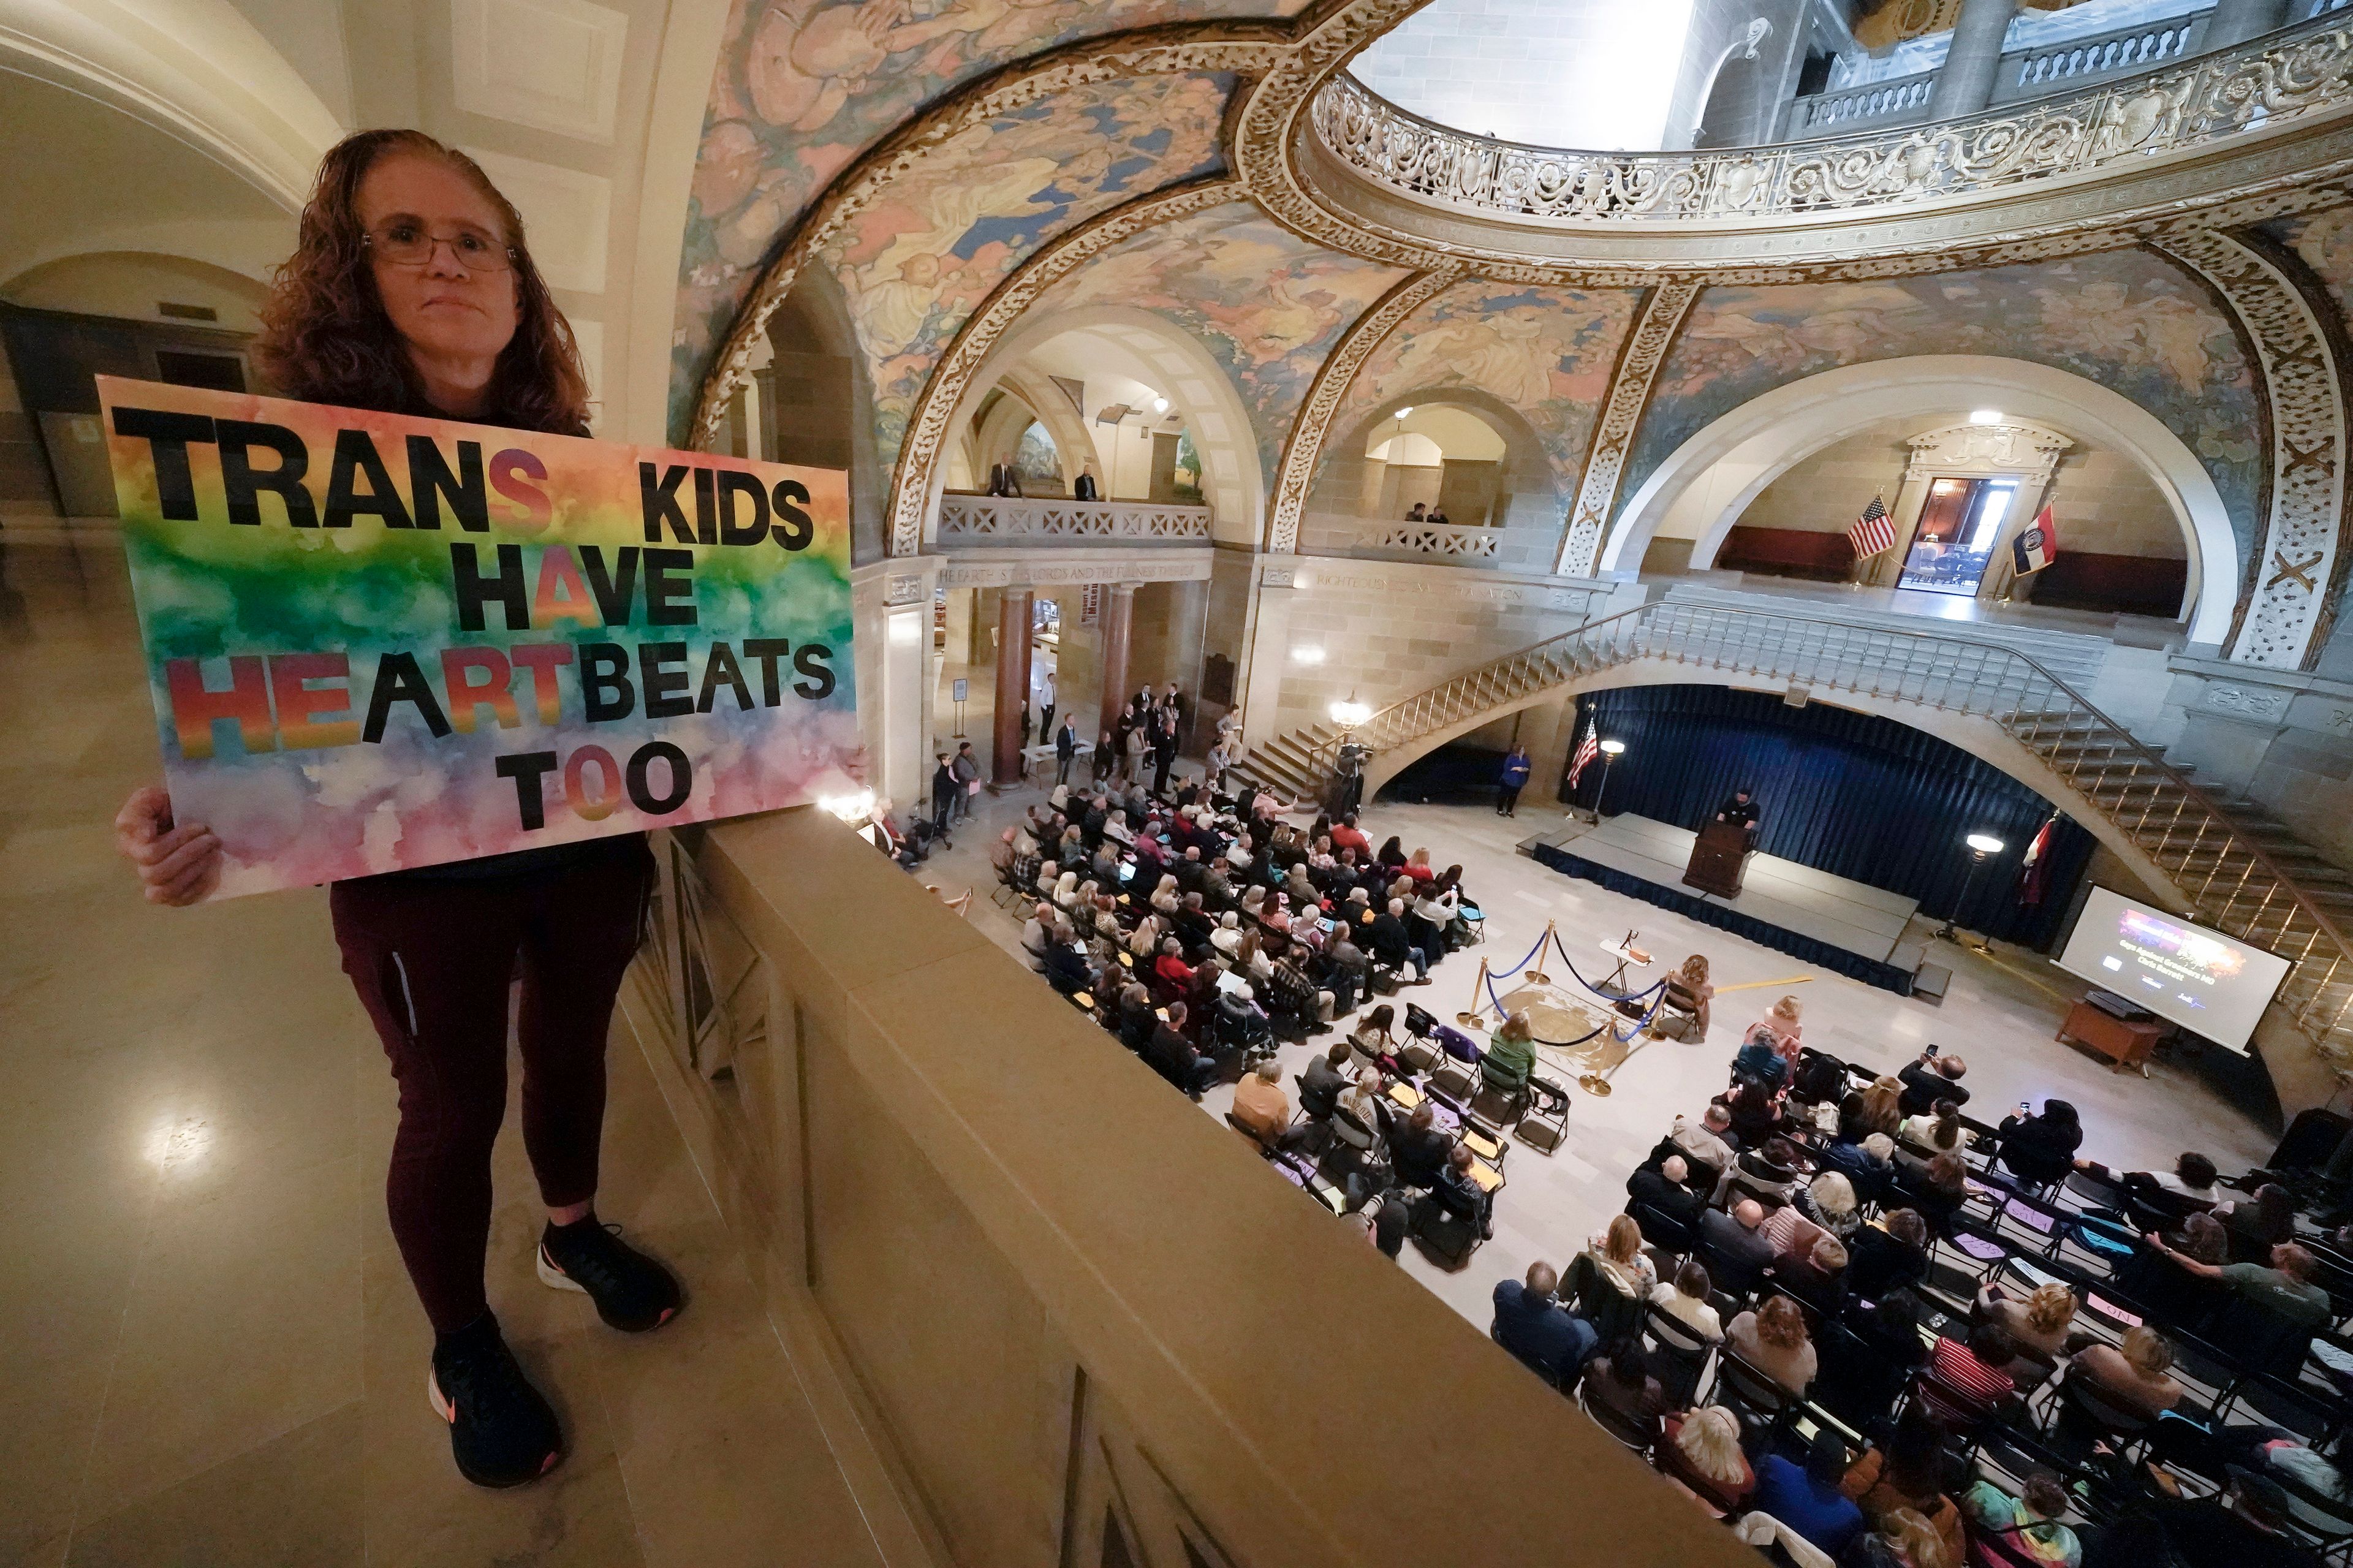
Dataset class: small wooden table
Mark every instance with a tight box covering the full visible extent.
[2058,997,2165,1075]
[1596,940,1653,996]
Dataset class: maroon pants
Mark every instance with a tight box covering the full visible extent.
[331,838,653,1333]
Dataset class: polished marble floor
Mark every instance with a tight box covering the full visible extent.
[923,760,2279,1335]
[0,528,897,1566]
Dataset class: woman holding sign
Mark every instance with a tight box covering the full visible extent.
[113,131,678,1490]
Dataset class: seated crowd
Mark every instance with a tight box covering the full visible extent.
[1486,1023,2353,1568]
[984,772,1482,1100]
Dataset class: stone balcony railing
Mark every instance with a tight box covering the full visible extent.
[1308,9,2353,226]
[936,493,1212,545]
[1787,9,2210,135]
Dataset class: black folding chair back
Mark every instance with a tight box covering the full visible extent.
[1577,1381,1659,1454]
[1631,1202,1697,1256]
[1713,1350,1792,1418]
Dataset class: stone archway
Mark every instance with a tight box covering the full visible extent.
[1600,355,2240,646]
[939,303,1267,548]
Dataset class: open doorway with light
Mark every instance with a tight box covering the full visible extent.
[1895,476,2019,597]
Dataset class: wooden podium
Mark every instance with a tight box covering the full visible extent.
[1683,820,1753,898]
[2057,996,2165,1075]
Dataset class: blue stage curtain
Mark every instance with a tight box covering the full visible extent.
[1563,684,2096,949]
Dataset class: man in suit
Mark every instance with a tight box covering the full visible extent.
[1700,1199,1776,1292]
[1491,1262,1596,1386]
[1628,1154,1708,1235]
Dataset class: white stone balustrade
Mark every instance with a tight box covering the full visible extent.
[936,494,1213,545]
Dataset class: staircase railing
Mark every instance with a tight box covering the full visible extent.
[1260,597,2353,1053]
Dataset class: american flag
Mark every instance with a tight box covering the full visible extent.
[1567,719,1599,789]
[1846,494,1896,559]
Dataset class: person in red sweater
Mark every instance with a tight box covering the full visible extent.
[1154,937,1197,992]
[1329,813,1371,857]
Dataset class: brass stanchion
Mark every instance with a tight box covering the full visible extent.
[1457,956,1491,1029]
[1523,920,1555,987]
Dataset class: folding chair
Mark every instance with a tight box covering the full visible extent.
[1645,1300,1718,1406]
[1410,1192,1484,1270]
[2048,1365,2158,1458]
[1515,1075,1571,1154]
[1631,1202,1697,1256]
[1711,1350,1794,1426]
[1428,1026,1481,1100]
[1224,1112,1277,1154]
[1577,1379,1658,1455]
[1396,1002,1442,1074]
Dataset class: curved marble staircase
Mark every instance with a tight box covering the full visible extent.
[1234,597,2353,1060]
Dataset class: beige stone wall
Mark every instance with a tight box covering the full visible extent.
[2045,447,2184,559]
[1734,422,2186,558]
[1737,420,1913,535]
[1267,560,1626,741]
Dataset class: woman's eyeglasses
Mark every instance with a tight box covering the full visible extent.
[363,222,515,272]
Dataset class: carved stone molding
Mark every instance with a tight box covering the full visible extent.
[2201,681,2296,721]
[937,494,1213,543]
[933,547,1214,589]
[1556,282,1699,577]
[1902,421,2073,484]
[2156,229,2347,670]
[884,178,1241,558]
[1238,0,2353,287]
[1264,267,1457,553]
[1308,23,2353,230]
[684,31,1287,451]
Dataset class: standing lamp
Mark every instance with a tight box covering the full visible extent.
[1934,831,2005,950]
[1594,738,1626,820]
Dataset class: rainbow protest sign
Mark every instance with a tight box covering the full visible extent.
[100,377,860,898]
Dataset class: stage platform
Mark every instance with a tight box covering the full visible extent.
[1524,814,1928,995]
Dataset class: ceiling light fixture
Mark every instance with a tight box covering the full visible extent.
[1968,408,2004,425]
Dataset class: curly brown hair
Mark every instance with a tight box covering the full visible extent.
[254,129,590,435]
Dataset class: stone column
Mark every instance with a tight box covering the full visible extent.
[991,588,1033,787]
[1237,563,1296,757]
[2204,0,2288,50]
[1096,581,1137,746]
[1931,0,2018,118]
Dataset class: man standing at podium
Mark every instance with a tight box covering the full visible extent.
[1715,789,1760,835]
[1686,789,1760,899]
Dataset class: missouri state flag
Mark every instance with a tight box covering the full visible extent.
[2012,504,2059,575]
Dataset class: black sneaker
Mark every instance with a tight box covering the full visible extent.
[427,1312,562,1488]
[536,1218,681,1332]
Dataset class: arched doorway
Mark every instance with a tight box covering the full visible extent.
[1601,356,2239,644]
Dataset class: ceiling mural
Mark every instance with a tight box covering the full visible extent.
[817,71,1233,476]
[1319,279,1642,498]
[1030,201,1409,482]
[1619,250,2265,554]
[2265,205,2353,329]
[676,0,1309,432]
